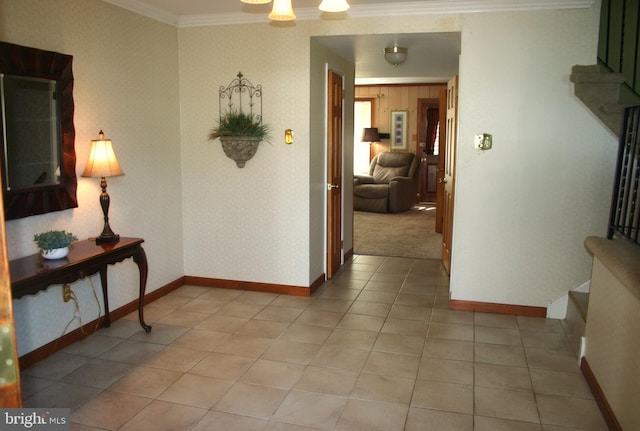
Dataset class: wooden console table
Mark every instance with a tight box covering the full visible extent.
[9,237,151,332]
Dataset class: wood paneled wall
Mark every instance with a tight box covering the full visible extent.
[356,84,446,156]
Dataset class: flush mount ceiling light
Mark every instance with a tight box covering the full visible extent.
[384,46,408,66]
[242,0,350,21]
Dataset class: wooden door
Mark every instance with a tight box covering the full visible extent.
[417,99,439,203]
[441,75,458,274]
[435,87,447,233]
[0,193,22,407]
[327,69,343,279]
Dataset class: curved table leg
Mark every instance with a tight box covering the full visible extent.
[132,245,152,332]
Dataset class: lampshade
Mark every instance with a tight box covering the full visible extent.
[384,46,408,66]
[269,0,296,21]
[82,131,124,178]
[361,127,380,143]
[319,0,350,12]
[240,0,270,3]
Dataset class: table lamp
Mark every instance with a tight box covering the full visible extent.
[82,130,124,243]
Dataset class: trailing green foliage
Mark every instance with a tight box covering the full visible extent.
[209,110,270,141]
[33,230,78,253]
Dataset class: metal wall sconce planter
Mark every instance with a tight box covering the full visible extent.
[210,72,268,168]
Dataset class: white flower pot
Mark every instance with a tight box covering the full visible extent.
[42,246,69,260]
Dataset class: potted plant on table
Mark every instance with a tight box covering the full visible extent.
[209,109,271,168]
[34,230,78,260]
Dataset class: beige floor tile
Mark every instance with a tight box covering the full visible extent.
[394,293,435,307]
[61,358,133,389]
[363,351,421,379]
[19,375,54,400]
[189,352,255,379]
[428,321,474,341]
[324,328,378,350]
[347,301,392,317]
[381,317,429,337]
[199,288,244,301]
[62,334,123,357]
[319,286,362,301]
[388,304,432,321]
[423,338,474,361]
[309,298,354,313]
[155,309,211,327]
[431,308,475,325]
[71,390,151,429]
[520,332,572,352]
[475,312,519,328]
[216,301,267,319]
[98,339,164,365]
[213,334,274,357]
[336,399,408,431]
[373,333,424,355]
[179,297,226,313]
[253,305,305,323]
[417,357,473,385]
[475,343,527,367]
[119,399,207,431]
[474,386,540,423]
[474,363,532,391]
[170,328,229,351]
[128,323,189,345]
[356,290,398,304]
[295,309,344,327]
[517,316,565,333]
[474,416,543,430]
[370,271,407,282]
[279,324,333,344]
[142,345,208,372]
[214,382,289,419]
[22,352,90,380]
[158,373,234,408]
[241,359,306,389]
[475,326,523,346]
[530,368,593,398]
[195,314,250,333]
[108,366,182,398]
[272,390,348,430]
[524,348,580,373]
[363,280,403,293]
[168,285,211,298]
[235,319,289,339]
[536,394,608,429]
[270,295,313,308]
[412,380,473,414]
[152,293,198,309]
[23,381,100,410]
[351,373,415,404]
[337,313,386,332]
[235,290,280,305]
[293,366,358,396]
[311,345,369,372]
[261,340,321,365]
[405,407,473,431]
[191,410,268,431]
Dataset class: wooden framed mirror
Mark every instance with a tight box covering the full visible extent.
[0,41,77,220]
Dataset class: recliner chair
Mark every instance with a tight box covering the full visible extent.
[354,152,418,213]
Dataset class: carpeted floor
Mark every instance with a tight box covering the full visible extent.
[353,205,443,260]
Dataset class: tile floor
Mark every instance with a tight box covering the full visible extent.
[20,255,608,430]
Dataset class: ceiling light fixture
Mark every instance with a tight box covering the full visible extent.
[268,0,296,21]
[319,0,350,13]
[384,46,408,66]
[242,0,350,21]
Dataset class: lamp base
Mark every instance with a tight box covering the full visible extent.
[96,234,120,244]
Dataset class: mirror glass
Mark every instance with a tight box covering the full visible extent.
[1,74,61,190]
[0,42,77,220]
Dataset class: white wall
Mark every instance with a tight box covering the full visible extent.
[1,0,183,355]
[451,6,618,307]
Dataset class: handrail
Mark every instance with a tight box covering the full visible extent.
[608,105,640,243]
[598,0,640,101]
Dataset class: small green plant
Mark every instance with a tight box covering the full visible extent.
[209,109,271,141]
[33,230,78,253]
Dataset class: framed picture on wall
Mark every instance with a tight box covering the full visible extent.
[390,110,408,150]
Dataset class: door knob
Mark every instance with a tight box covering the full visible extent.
[438,178,448,184]
[327,184,340,190]
[421,157,427,162]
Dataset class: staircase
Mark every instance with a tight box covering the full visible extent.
[570,64,629,138]
[563,290,589,357]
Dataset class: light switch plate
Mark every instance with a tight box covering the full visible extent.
[474,133,492,150]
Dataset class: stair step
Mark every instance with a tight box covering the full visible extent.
[569,291,589,321]
[570,64,626,84]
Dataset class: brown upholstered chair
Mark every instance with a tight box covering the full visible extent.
[354,152,418,213]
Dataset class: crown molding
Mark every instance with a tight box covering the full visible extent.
[103,0,596,28]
